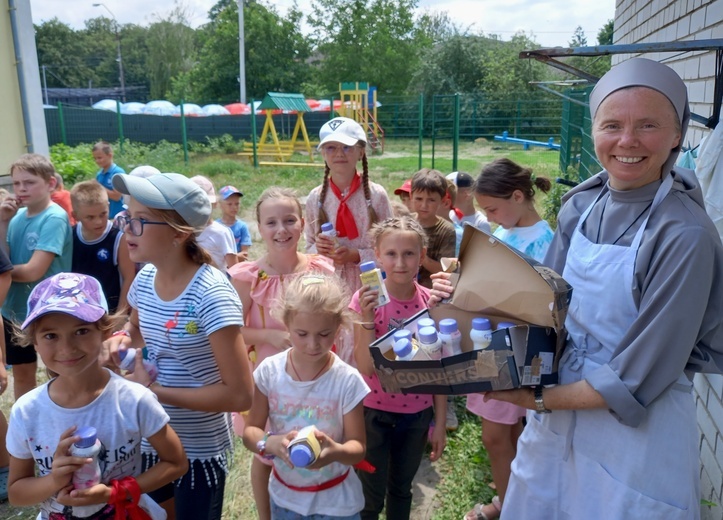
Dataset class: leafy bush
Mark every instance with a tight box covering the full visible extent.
[50,143,97,185]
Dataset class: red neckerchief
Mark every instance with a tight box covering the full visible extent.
[453,207,464,220]
[329,174,361,239]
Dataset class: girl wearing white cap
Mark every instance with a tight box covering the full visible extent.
[305,117,393,365]
[109,173,254,520]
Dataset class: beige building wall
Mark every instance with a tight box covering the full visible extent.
[614,1,723,518]
[0,0,49,181]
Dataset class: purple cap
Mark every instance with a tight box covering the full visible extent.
[496,321,517,330]
[418,326,438,344]
[393,338,414,358]
[289,444,315,467]
[438,318,459,334]
[417,318,435,332]
[360,261,377,273]
[22,273,108,330]
[393,329,412,343]
[219,185,243,199]
[74,426,98,448]
[471,317,492,331]
[321,222,334,233]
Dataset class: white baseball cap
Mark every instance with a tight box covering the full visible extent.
[318,117,367,149]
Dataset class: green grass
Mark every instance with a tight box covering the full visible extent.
[7,138,562,519]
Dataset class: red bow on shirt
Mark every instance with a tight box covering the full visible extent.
[329,174,361,240]
[108,477,151,520]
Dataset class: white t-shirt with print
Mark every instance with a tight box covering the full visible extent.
[255,350,370,517]
[6,370,169,519]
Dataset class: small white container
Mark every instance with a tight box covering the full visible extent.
[438,318,463,357]
[359,261,390,307]
[417,326,442,360]
[393,338,418,361]
[470,317,493,350]
[71,427,104,517]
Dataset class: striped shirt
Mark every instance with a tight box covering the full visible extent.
[128,263,244,463]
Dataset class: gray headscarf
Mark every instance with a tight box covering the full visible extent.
[589,57,691,178]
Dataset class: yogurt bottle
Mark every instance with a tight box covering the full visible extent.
[393,329,413,344]
[118,348,158,382]
[71,426,104,518]
[417,326,442,360]
[416,318,435,335]
[288,425,322,468]
[393,338,419,361]
[438,318,463,357]
[320,222,338,251]
[470,317,493,350]
[496,321,517,330]
[359,261,390,307]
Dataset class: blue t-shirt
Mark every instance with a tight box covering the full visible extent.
[3,203,72,322]
[493,220,554,263]
[216,218,252,252]
[96,163,126,218]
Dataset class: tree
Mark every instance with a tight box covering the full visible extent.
[146,4,196,99]
[177,0,311,103]
[35,19,95,89]
[569,26,587,48]
[598,19,614,46]
[307,0,424,94]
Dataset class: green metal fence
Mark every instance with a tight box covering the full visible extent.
[559,86,600,182]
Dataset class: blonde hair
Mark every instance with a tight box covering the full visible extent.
[255,186,303,223]
[369,215,428,250]
[272,273,351,331]
[10,153,56,182]
[152,208,213,266]
[70,179,109,211]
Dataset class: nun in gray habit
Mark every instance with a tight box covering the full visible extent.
[485,58,723,519]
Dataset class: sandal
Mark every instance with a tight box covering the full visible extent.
[462,496,501,520]
[0,466,8,502]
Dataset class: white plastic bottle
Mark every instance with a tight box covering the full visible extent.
[288,425,322,468]
[320,222,338,251]
[393,338,419,361]
[71,426,104,518]
[393,329,412,344]
[359,261,390,307]
[118,348,158,383]
[470,317,493,350]
[438,318,463,357]
[417,326,442,360]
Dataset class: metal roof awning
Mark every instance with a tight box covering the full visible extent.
[257,92,311,112]
[520,39,723,128]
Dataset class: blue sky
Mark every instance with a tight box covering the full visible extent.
[29,0,615,48]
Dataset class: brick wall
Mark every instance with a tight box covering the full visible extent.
[614,1,723,517]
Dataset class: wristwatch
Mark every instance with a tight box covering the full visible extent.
[534,386,551,414]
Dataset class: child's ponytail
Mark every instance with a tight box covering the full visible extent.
[474,158,551,202]
[318,165,331,235]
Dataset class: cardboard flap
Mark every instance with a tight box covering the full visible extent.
[451,225,571,329]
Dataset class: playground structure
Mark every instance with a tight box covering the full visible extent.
[240,83,386,167]
[494,130,561,150]
[238,92,322,167]
[336,82,385,154]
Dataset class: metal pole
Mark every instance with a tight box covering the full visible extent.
[180,100,188,165]
[116,99,124,154]
[418,94,423,170]
[93,4,126,101]
[453,93,460,172]
[238,0,246,104]
[42,65,48,105]
[58,102,67,145]
[251,98,258,168]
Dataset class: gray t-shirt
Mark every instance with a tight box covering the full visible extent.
[546,169,723,424]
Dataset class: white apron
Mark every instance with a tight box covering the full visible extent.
[502,175,700,520]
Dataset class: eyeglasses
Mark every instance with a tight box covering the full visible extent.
[321,144,358,155]
[116,215,169,236]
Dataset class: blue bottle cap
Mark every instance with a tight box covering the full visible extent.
[393,339,414,358]
[359,261,377,272]
[321,222,334,233]
[74,426,98,448]
[438,319,458,334]
[289,444,315,467]
[496,321,517,330]
[418,326,438,344]
[471,318,492,331]
[393,329,412,343]
[417,318,435,331]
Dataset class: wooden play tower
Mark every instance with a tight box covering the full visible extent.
[338,82,385,154]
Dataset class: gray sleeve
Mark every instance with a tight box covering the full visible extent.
[586,204,723,426]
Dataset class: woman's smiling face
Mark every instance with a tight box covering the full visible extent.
[592,87,681,191]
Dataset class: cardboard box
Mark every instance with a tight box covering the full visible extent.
[369,225,572,395]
